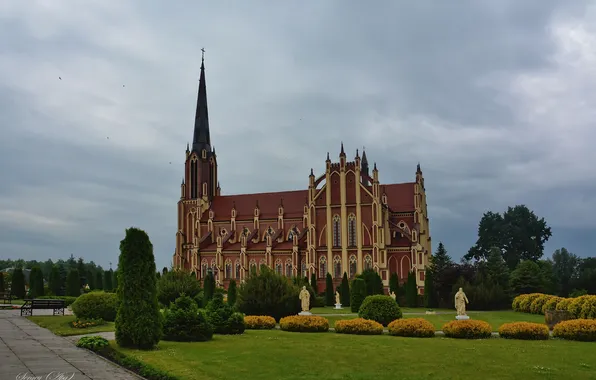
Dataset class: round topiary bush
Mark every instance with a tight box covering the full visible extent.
[358,295,402,326]
[498,322,550,340]
[568,295,590,318]
[225,312,246,335]
[162,295,214,342]
[334,318,383,335]
[442,320,492,339]
[279,316,329,332]
[244,316,276,330]
[518,293,543,313]
[529,294,553,315]
[579,295,596,319]
[387,318,435,338]
[556,298,574,312]
[553,319,596,342]
[542,296,564,314]
[71,291,119,322]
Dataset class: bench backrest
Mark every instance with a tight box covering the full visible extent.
[31,299,65,307]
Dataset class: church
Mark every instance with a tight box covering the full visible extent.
[172,56,432,294]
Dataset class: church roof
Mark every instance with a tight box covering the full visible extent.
[384,182,416,211]
[205,189,307,220]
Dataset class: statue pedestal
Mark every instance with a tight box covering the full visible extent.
[335,303,342,310]
[298,311,312,316]
[456,315,470,320]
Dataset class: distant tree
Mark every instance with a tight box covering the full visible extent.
[552,248,579,297]
[340,272,350,306]
[11,268,26,299]
[115,227,162,349]
[156,272,161,279]
[484,246,510,289]
[537,259,557,295]
[310,273,318,294]
[227,279,237,306]
[405,271,418,308]
[113,269,119,291]
[95,271,104,290]
[66,254,77,270]
[423,270,437,308]
[389,272,399,300]
[350,278,367,312]
[509,260,544,295]
[86,270,95,290]
[325,273,334,306]
[0,272,4,293]
[77,258,87,287]
[49,265,62,296]
[29,266,44,298]
[104,269,113,291]
[465,206,552,269]
[358,269,384,296]
[66,269,80,297]
[572,257,596,295]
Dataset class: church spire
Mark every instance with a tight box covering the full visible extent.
[192,48,211,153]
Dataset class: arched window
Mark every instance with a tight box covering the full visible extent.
[225,259,232,279]
[349,255,357,278]
[348,214,356,247]
[364,254,372,271]
[259,259,266,272]
[235,260,241,279]
[285,259,292,277]
[301,260,307,277]
[333,255,342,278]
[201,260,208,278]
[275,259,282,275]
[319,256,327,278]
[249,260,257,275]
[333,215,341,247]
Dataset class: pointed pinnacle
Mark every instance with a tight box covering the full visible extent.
[356,149,359,158]
[340,141,345,155]
[374,162,378,171]
[310,168,314,176]
[326,152,330,161]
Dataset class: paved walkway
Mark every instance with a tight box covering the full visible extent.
[0,309,142,380]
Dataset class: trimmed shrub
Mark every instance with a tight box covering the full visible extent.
[29,266,45,298]
[358,295,402,326]
[442,320,492,339]
[227,280,237,306]
[225,312,246,335]
[0,272,4,293]
[206,293,245,334]
[340,272,350,306]
[279,316,329,332]
[350,278,367,312]
[388,318,435,338]
[542,296,564,314]
[244,315,276,330]
[76,336,109,351]
[48,266,62,296]
[115,227,162,349]
[325,273,334,306]
[556,298,574,312]
[579,295,596,319]
[236,266,301,321]
[511,294,527,312]
[66,269,80,297]
[157,269,202,307]
[334,318,383,335]
[553,319,596,342]
[529,294,552,314]
[10,268,26,299]
[518,293,542,313]
[71,291,119,321]
[568,295,590,318]
[498,322,549,340]
[162,295,214,342]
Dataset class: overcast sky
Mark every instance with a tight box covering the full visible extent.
[1,1,595,271]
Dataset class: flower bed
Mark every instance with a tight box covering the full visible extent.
[69,317,106,329]
[334,318,383,335]
[279,315,329,333]
[244,316,276,330]
[388,318,435,338]
[498,322,549,340]
[553,319,596,342]
[442,320,492,339]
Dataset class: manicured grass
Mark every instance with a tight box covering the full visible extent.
[114,329,595,380]
[27,315,115,336]
[310,306,453,314]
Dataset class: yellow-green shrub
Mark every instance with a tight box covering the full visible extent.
[553,319,596,342]
[279,315,329,332]
[568,295,590,318]
[579,295,596,319]
[529,294,553,315]
[556,298,574,312]
[518,293,542,313]
[498,322,549,340]
[442,320,492,339]
[334,318,383,335]
[512,294,528,311]
[388,318,435,338]
[542,296,564,314]
[244,315,276,330]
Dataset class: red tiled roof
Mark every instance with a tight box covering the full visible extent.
[384,182,415,211]
[206,190,307,220]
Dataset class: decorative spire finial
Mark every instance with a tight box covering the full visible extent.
[201,48,205,63]
[310,168,314,176]
[326,152,330,161]
[374,162,377,171]
[356,149,359,158]
[340,141,345,155]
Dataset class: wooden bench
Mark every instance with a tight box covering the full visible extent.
[20,299,65,316]
[0,291,11,304]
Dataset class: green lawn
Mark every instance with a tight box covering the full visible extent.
[27,315,115,336]
[311,306,453,314]
[114,330,595,380]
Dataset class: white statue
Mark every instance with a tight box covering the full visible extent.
[454,287,469,316]
[389,291,396,301]
[335,291,340,305]
[299,286,310,312]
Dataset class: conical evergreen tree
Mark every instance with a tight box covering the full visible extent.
[310,273,318,294]
[49,265,62,296]
[66,269,80,297]
[11,268,26,299]
[95,271,104,290]
[104,269,113,291]
[325,273,334,306]
[0,272,4,293]
[350,278,367,312]
[423,270,437,308]
[406,271,418,307]
[340,272,350,306]
[389,272,399,300]
[203,272,215,307]
[29,266,44,298]
[115,227,161,349]
[227,279,237,306]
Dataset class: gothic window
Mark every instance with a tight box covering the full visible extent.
[201,260,208,278]
[364,254,372,271]
[349,255,357,279]
[333,215,341,247]
[319,256,327,278]
[235,260,241,279]
[259,259,266,272]
[249,260,257,275]
[285,259,292,277]
[333,255,342,278]
[301,260,307,277]
[348,214,356,247]
[275,259,283,275]
[210,259,216,274]
[225,259,232,279]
